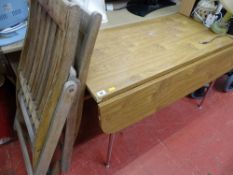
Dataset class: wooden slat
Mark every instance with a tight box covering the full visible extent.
[79,8,92,34]
[24,3,42,80]
[19,74,40,129]
[19,73,31,105]
[34,20,56,103]
[98,45,233,134]
[75,13,102,81]
[18,0,37,72]
[31,13,51,99]
[39,0,67,30]
[28,9,47,92]
[18,93,35,143]
[37,29,64,114]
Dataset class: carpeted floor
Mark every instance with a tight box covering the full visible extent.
[0,78,233,175]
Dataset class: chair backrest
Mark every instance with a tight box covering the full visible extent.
[17,0,81,169]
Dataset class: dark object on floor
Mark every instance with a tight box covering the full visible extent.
[127,0,176,17]
[190,84,210,99]
[0,80,16,145]
[224,72,233,92]
[228,19,233,35]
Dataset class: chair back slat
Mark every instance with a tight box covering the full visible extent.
[31,16,51,99]
[18,73,40,131]
[34,21,57,104]
[37,29,64,113]
[76,12,102,83]
[19,2,36,73]
[19,2,41,78]
[72,11,101,138]
[38,0,68,30]
[25,5,43,80]
[29,11,49,95]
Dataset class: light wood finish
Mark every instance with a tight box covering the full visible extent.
[0,2,181,54]
[87,14,233,103]
[99,46,233,133]
[15,0,81,174]
[86,14,233,134]
[179,0,196,17]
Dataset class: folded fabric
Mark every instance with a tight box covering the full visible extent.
[127,0,176,17]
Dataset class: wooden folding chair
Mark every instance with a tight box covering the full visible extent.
[61,7,102,172]
[14,0,82,175]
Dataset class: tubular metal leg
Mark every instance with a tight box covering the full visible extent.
[0,75,5,87]
[0,53,7,87]
[198,81,215,108]
[105,134,115,168]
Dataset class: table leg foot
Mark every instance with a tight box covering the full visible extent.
[0,75,5,87]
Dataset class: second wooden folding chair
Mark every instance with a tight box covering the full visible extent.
[14,0,82,174]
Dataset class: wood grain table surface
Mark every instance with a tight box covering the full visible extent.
[87,14,233,133]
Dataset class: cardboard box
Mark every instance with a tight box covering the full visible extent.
[179,0,197,17]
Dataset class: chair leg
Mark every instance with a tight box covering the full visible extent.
[0,75,5,87]
[61,111,82,172]
[198,81,215,108]
[61,95,82,172]
[0,53,7,87]
[34,80,79,175]
[105,134,115,168]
